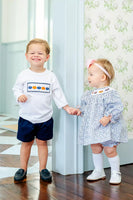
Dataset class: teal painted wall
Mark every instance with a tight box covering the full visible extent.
[0,0,36,116]
[0,45,1,111]
[1,42,27,117]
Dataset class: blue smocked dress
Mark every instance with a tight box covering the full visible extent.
[79,87,128,146]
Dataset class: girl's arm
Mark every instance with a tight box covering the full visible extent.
[100,115,112,126]
[80,92,88,117]
[100,90,123,126]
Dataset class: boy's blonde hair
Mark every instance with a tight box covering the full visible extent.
[26,38,50,54]
[95,58,115,84]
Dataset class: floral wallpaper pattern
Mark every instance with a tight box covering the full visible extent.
[84,0,133,138]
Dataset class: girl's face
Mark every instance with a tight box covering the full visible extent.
[25,44,49,68]
[88,64,106,88]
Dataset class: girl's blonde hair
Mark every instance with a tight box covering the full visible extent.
[95,58,115,84]
[26,38,50,54]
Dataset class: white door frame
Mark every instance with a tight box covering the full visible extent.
[52,0,84,175]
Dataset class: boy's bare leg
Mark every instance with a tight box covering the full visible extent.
[20,141,34,171]
[36,139,48,171]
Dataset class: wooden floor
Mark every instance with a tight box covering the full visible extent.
[0,164,133,200]
[0,117,132,200]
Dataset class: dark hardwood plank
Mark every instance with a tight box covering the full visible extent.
[0,165,133,200]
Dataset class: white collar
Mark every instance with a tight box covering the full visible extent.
[91,87,113,95]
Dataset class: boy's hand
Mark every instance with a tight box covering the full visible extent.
[71,108,81,116]
[63,105,81,116]
[18,95,28,103]
[100,115,112,127]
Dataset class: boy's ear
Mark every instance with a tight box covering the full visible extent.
[25,53,28,60]
[46,54,50,61]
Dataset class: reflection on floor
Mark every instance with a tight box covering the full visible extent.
[0,114,52,179]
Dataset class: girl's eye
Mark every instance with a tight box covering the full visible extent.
[38,53,43,55]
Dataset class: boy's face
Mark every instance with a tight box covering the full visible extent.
[25,44,50,67]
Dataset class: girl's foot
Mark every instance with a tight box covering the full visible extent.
[109,171,121,185]
[86,169,106,181]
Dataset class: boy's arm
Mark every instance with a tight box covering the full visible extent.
[18,95,28,103]
[12,73,25,102]
[52,73,81,115]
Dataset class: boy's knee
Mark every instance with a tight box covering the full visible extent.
[22,140,34,147]
[36,139,47,146]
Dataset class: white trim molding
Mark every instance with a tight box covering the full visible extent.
[52,0,84,175]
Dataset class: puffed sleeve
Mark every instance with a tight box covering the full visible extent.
[104,90,123,123]
[80,91,89,116]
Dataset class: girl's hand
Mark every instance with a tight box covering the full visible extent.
[71,108,81,116]
[18,95,28,103]
[63,105,81,116]
[100,115,112,127]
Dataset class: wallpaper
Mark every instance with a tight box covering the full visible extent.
[84,0,133,138]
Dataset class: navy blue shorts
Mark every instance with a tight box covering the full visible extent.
[17,117,53,142]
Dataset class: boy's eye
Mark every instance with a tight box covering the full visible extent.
[38,53,43,55]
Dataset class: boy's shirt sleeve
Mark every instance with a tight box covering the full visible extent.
[104,90,124,123]
[12,72,24,102]
[51,73,68,109]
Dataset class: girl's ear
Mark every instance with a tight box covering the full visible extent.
[101,74,107,81]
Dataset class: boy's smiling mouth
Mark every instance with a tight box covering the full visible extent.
[32,58,41,61]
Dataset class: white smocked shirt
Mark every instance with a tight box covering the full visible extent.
[13,69,68,123]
